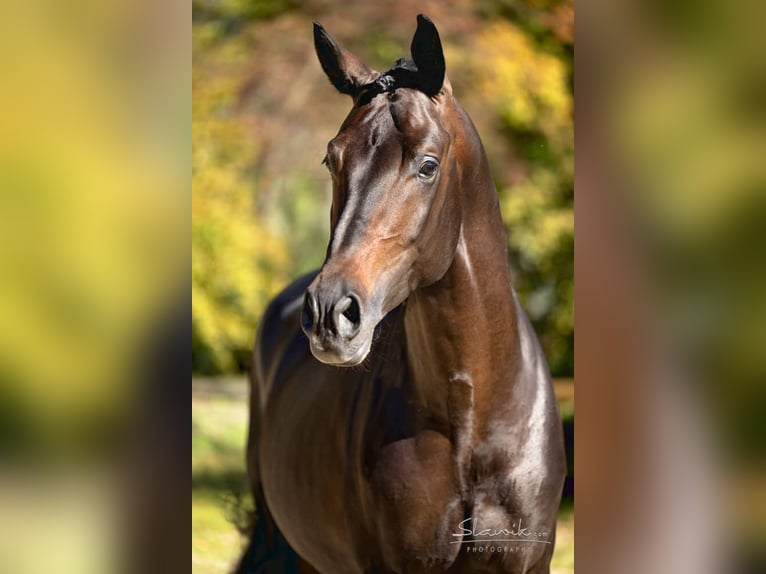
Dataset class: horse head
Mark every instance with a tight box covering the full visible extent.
[301,16,465,366]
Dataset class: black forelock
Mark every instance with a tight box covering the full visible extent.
[355,58,423,105]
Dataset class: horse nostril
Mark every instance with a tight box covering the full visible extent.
[301,292,315,332]
[334,295,361,338]
[343,296,361,327]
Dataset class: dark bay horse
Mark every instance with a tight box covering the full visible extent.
[237,15,566,574]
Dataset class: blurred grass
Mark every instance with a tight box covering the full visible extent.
[552,506,574,574]
[192,495,245,574]
[192,389,250,574]
[191,379,574,574]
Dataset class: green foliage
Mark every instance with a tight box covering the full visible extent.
[262,172,330,277]
[503,170,574,374]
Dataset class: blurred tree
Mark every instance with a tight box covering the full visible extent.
[469,15,574,375]
[192,30,289,374]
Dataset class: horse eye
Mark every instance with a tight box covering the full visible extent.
[418,158,439,179]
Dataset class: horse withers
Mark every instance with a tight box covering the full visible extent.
[237,15,566,574]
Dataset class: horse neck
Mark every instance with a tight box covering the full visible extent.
[403,104,523,435]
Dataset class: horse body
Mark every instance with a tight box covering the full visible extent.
[240,16,565,574]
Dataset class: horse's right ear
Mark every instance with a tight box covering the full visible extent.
[313,23,376,97]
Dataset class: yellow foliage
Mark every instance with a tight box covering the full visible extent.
[502,170,573,270]
[472,21,571,141]
[468,18,573,373]
[192,42,289,373]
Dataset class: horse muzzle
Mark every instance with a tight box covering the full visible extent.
[300,282,376,366]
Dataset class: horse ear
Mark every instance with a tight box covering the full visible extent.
[410,14,446,97]
[314,22,376,97]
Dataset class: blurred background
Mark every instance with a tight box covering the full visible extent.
[1,0,762,573]
[0,1,187,573]
[192,1,574,572]
[576,0,766,572]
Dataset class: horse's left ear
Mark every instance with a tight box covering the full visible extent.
[410,14,446,97]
